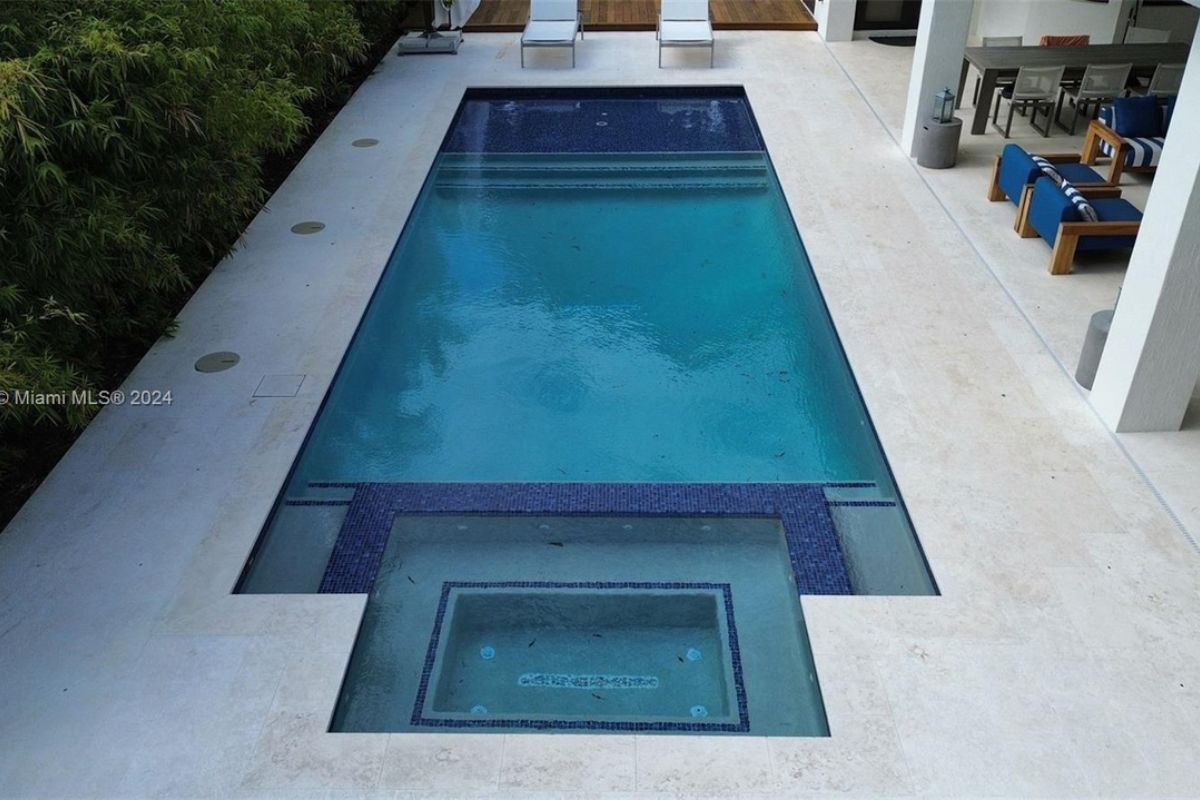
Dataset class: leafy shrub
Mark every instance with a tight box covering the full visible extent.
[0,0,403,523]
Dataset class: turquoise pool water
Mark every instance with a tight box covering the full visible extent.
[240,89,933,735]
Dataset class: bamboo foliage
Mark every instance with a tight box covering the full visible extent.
[0,0,402,514]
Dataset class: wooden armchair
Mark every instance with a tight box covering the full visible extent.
[1016,178,1141,275]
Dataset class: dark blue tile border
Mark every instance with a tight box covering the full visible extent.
[442,86,765,154]
[410,581,749,733]
[315,482,852,597]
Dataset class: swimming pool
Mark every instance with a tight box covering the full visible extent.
[239,87,934,735]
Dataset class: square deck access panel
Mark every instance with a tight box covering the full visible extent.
[415,583,746,732]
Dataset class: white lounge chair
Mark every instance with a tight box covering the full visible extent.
[657,0,714,68]
[521,0,584,68]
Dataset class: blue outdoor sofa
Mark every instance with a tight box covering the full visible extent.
[1081,94,1175,183]
[1017,176,1142,275]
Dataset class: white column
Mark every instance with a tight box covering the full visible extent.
[815,0,855,42]
[900,0,974,155]
[1091,35,1200,432]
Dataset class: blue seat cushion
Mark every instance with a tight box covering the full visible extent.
[1028,177,1076,246]
[1078,197,1141,251]
[1057,162,1103,184]
[1096,106,1165,167]
[1109,95,1161,137]
[997,145,1099,205]
[1027,177,1141,252]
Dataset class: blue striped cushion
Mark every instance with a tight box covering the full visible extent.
[1121,137,1164,167]
[1061,180,1099,222]
[1098,105,1166,168]
[1030,155,1064,186]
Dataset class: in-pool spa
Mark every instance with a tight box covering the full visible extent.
[240,87,936,736]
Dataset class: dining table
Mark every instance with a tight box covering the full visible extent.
[957,42,1190,134]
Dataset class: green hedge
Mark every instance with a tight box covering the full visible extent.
[0,0,404,520]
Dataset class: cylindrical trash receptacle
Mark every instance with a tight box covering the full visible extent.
[915,117,963,169]
[1076,309,1114,389]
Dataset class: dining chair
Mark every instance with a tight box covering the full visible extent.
[1146,63,1186,96]
[1055,63,1133,134]
[1124,26,1170,44]
[974,36,1023,106]
[993,65,1066,137]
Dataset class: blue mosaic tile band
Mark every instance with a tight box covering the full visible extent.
[442,87,765,154]
[410,581,750,733]
[317,482,852,596]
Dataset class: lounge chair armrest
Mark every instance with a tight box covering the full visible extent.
[1059,220,1141,237]
[1039,153,1084,164]
[1085,119,1123,150]
[1074,186,1124,199]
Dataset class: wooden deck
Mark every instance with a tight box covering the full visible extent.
[463,0,818,32]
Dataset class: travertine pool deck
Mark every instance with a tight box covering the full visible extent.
[1,32,1198,799]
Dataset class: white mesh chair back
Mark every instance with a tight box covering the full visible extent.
[661,0,709,20]
[1125,26,1170,44]
[531,0,577,20]
[1012,65,1065,100]
[982,35,1022,47]
[1147,63,1186,96]
[1077,63,1133,99]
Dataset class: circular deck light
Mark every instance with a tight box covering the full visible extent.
[194,352,240,373]
[290,221,325,235]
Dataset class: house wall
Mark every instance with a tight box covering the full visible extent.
[970,0,1125,44]
[1133,3,1200,42]
[972,0,1199,45]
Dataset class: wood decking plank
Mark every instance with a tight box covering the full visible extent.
[463,0,817,32]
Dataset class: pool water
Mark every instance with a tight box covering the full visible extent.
[428,588,737,725]
[285,151,884,489]
[241,88,934,736]
[331,516,826,734]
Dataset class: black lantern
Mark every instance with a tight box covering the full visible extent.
[933,87,955,123]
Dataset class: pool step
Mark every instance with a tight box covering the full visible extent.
[822,483,887,503]
[822,489,935,596]
[240,500,349,593]
[280,482,356,506]
[433,152,770,191]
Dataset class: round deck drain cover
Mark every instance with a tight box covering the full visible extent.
[480,646,496,661]
[690,705,708,718]
[686,648,702,662]
[351,138,379,148]
[194,351,240,373]
[290,221,325,235]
